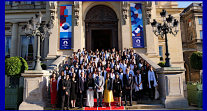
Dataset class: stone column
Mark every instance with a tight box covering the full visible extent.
[19,70,51,110]
[156,67,188,108]
[10,22,18,57]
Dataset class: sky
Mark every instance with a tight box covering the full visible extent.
[177,1,203,8]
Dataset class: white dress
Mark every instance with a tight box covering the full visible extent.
[86,80,94,107]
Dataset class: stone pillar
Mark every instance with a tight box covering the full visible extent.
[73,1,82,51]
[156,67,188,108]
[121,2,131,50]
[19,70,51,110]
[10,22,18,57]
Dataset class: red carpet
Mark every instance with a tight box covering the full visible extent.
[84,98,125,110]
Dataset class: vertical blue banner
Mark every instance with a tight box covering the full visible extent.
[130,3,145,48]
[60,4,72,49]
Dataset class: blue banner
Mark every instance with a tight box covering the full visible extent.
[130,3,145,48]
[60,4,72,49]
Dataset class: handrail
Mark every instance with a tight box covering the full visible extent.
[137,53,161,70]
[46,55,68,75]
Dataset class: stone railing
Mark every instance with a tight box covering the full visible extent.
[46,55,69,76]
[137,53,161,70]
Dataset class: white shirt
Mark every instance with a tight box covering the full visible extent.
[122,64,127,74]
[118,72,124,87]
[78,69,84,78]
[129,70,134,77]
[130,64,134,70]
[93,73,97,79]
[149,71,154,81]
[110,73,115,80]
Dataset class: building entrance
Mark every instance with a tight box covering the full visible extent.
[92,30,112,51]
[85,5,118,51]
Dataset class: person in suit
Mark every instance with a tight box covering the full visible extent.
[70,73,78,108]
[86,73,94,108]
[123,68,133,106]
[101,66,107,81]
[57,71,65,108]
[94,71,104,107]
[113,73,122,107]
[79,71,86,108]
[104,72,114,107]
[140,66,147,98]
[61,74,71,110]
[147,65,158,101]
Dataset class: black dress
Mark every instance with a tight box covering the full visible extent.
[113,78,122,97]
[70,79,78,100]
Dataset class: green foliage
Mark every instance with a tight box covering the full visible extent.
[190,52,202,70]
[5,57,28,77]
[158,62,165,67]
[41,63,47,70]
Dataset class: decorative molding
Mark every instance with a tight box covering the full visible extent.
[145,1,152,24]
[74,1,81,26]
[49,1,57,25]
[122,1,129,25]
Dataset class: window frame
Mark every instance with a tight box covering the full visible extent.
[188,19,192,27]
[21,36,34,61]
[159,45,164,61]
[5,36,11,57]
[200,30,203,39]
[198,17,203,25]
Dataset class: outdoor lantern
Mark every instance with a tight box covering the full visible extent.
[160,9,167,22]
[47,21,54,34]
[151,19,157,32]
[31,17,37,31]
[173,19,179,32]
[25,22,31,35]
[35,11,43,24]
[166,14,174,27]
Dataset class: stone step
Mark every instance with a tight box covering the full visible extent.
[123,100,162,105]
[125,104,165,109]
[44,107,84,110]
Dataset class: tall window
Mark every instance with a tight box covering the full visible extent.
[190,33,193,40]
[5,37,11,57]
[200,30,203,39]
[159,46,163,61]
[198,17,202,25]
[188,19,192,27]
[21,36,34,61]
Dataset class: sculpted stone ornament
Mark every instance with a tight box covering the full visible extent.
[74,1,81,26]
[145,1,152,24]
[122,1,129,25]
[49,1,57,25]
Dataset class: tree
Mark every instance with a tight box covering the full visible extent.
[5,57,28,87]
[190,52,202,70]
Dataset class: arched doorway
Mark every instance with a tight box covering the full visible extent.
[85,5,119,51]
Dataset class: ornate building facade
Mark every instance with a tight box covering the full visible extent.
[180,3,203,82]
[5,1,190,109]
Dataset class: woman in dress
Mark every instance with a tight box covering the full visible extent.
[113,73,122,107]
[86,73,94,108]
[104,72,114,107]
[50,73,57,108]
[70,73,78,108]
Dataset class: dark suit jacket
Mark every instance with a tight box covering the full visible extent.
[86,78,94,90]
[62,79,71,95]
[123,74,133,90]
[79,77,85,92]
[104,78,113,90]
[113,79,122,91]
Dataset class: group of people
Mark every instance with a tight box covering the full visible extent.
[49,48,158,109]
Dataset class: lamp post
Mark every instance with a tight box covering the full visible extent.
[151,9,179,67]
[24,11,54,70]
